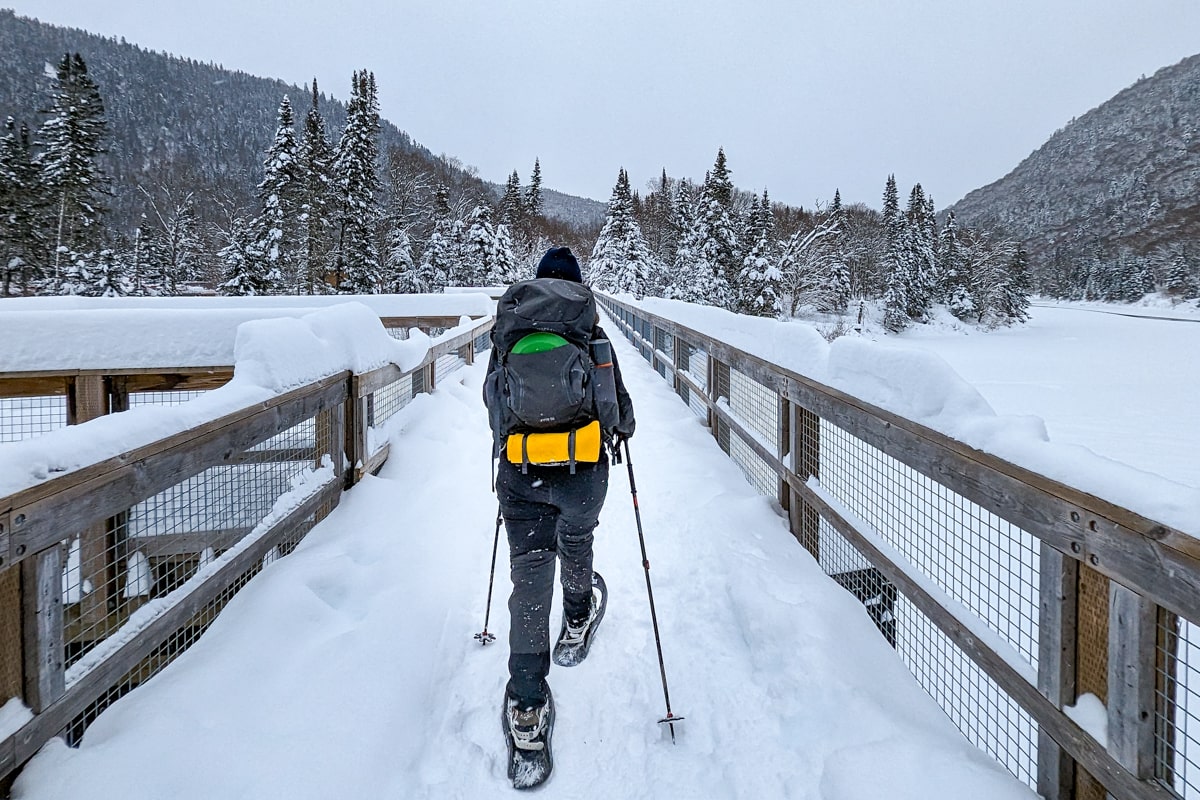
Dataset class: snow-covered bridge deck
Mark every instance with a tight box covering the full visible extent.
[1,296,1197,800]
[9,325,1035,800]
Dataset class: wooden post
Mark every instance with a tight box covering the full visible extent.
[315,403,345,523]
[673,335,686,401]
[1107,584,1156,782]
[343,394,366,488]
[21,546,65,713]
[779,397,791,517]
[1075,563,1111,800]
[788,400,821,561]
[1038,545,1079,800]
[0,564,22,706]
[68,376,112,634]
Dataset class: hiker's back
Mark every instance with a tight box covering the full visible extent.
[486,277,600,437]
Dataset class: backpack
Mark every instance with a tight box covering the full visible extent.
[485,279,619,446]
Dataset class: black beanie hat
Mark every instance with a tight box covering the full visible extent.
[536,246,582,283]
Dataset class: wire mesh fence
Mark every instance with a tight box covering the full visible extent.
[126,390,208,407]
[0,396,68,442]
[60,408,335,681]
[1159,615,1200,798]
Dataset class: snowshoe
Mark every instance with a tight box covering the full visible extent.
[502,686,555,790]
[552,571,607,668]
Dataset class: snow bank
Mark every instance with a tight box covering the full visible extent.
[0,293,493,372]
[615,296,1200,537]
[0,304,448,498]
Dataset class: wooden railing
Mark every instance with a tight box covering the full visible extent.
[598,294,1199,800]
[0,314,494,792]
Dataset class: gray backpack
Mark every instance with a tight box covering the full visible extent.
[485,279,619,439]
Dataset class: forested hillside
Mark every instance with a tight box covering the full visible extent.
[0,10,602,295]
[949,52,1200,301]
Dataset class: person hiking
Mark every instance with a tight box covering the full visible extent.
[483,246,635,789]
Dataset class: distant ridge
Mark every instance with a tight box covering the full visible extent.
[948,52,1200,267]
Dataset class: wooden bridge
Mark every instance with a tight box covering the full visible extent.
[0,294,1196,800]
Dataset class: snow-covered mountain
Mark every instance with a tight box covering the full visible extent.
[948,52,1200,269]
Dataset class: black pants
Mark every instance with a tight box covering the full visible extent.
[497,457,609,708]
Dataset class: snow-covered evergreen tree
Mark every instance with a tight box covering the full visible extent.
[901,183,935,320]
[57,250,92,296]
[696,149,738,308]
[666,181,717,303]
[462,204,501,286]
[879,175,908,330]
[219,217,275,296]
[90,248,131,297]
[589,168,656,296]
[499,170,524,228]
[0,117,43,294]
[939,212,974,319]
[823,191,852,312]
[492,223,522,285]
[249,95,301,293]
[37,53,109,284]
[298,81,334,293]
[1165,250,1196,297]
[526,158,543,219]
[384,227,419,293]
[736,189,780,316]
[331,70,382,294]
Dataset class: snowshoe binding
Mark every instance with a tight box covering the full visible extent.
[552,571,607,668]
[502,686,555,790]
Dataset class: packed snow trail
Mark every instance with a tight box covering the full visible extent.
[14,321,1036,800]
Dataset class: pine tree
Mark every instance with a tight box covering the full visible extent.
[499,170,524,227]
[736,189,780,316]
[331,70,382,294]
[0,118,44,295]
[590,168,656,296]
[824,191,851,312]
[37,53,109,283]
[298,80,334,293]
[697,150,738,307]
[419,185,456,290]
[249,96,301,293]
[57,250,92,296]
[1000,247,1032,322]
[219,217,274,296]
[526,158,543,219]
[90,248,131,297]
[1165,251,1196,297]
[901,183,935,319]
[880,175,908,329]
[463,204,498,286]
[939,212,973,319]
[384,227,418,292]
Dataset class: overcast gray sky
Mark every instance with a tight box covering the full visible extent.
[12,1,1200,210]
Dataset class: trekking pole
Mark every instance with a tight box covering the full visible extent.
[474,505,503,645]
[622,438,684,742]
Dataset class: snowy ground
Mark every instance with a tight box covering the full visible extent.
[900,302,1200,489]
[13,325,1035,800]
